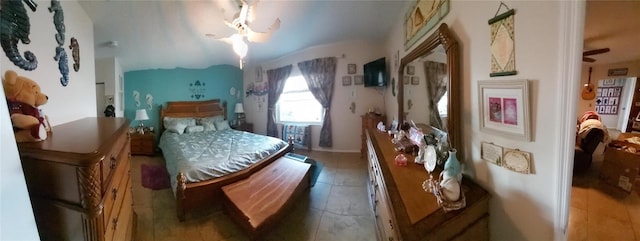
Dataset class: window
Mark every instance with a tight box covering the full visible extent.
[276,75,324,125]
[438,91,448,117]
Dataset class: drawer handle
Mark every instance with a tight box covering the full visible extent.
[112,218,118,230]
[388,219,393,230]
[112,188,118,200]
[110,156,117,169]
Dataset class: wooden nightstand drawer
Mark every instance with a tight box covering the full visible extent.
[232,123,254,133]
[130,132,155,155]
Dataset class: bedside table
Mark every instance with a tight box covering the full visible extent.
[232,123,253,133]
[131,132,155,155]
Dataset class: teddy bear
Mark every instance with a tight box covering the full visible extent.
[2,70,50,142]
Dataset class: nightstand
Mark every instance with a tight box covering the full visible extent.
[232,123,253,133]
[131,132,155,155]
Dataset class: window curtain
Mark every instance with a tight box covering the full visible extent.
[424,61,448,130]
[297,57,337,147]
[266,65,292,137]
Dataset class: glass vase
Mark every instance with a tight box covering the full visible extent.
[444,149,462,182]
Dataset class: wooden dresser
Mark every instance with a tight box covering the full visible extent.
[361,113,385,157]
[366,129,490,241]
[17,117,135,241]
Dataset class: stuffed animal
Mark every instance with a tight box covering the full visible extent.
[2,70,50,142]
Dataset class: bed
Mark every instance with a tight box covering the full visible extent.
[158,99,293,221]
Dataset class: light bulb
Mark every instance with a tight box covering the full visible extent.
[233,38,248,58]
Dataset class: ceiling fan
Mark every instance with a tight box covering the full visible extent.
[206,0,280,68]
[582,48,610,62]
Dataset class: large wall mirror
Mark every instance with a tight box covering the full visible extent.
[398,23,460,160]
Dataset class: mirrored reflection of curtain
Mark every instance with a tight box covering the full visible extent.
[424,61,447,130]
[266,65,292,137]
[297,57,337,147]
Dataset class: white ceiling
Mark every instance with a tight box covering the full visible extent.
[80,1,640,72]
[79,0,407,72]
[583,0,640,65]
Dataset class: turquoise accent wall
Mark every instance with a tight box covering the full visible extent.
[124,65,243,134]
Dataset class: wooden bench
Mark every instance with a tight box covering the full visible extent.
[221,155,311,238]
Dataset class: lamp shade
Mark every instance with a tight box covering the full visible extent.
[135,109,149,121]
[234,103,244,113]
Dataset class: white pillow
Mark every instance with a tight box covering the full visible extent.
[166,122,187,134]
[214,120,231,130]
[185,125,204,133]
[164,117,196,127]
[202,122,216,132]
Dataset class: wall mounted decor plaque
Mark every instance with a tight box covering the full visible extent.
[489,2,516,77]
[608,68,628,76]
[404,0,450,50]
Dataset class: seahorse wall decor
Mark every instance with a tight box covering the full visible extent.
[54,46,69,86]
[69,37,79,71]
[49,0,69,86]
[49,0,65,45]
[0,0,39,71]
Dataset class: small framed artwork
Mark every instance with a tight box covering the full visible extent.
[608,68,628,76]
[403,76,410,85]
[478,79,531,141]
[406,65,415,75]
[481,142,503,166]
[354,75,364,85]
[342,76,352,86]
[603,79,615,86]
[502,148,532,174]
[411,76,420,85]
[348,64,356,74]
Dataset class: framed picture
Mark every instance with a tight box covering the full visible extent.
[354,75,364,85]
[342,76,352,86]
[478,79,531,141]
[348,64,356,74]
[404,0,450,50]
[406,65,415,75]
[404,76,410,85]
[608,68,628,76]
[411,76,420,85]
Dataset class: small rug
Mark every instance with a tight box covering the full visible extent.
[141,164,171,190]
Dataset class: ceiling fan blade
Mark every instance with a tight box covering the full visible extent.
[238,1,249,24]
[206,33,235,45]
[247,0,259,23]
[583,48,610,56]
[247,18,280,43]
[582,57,596,62]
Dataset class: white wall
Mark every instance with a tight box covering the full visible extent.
[1,85,40,240]
[244,40,387,152]
[1,0,96,126]
[384,1,576,240]
[577,59,640,124]
[1,0,94,238]
[95,57,124,117]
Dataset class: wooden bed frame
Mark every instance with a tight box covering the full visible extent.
[159,99,293,221]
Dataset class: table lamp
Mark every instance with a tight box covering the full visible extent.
[234,103,245,125]
[135,109,149,133]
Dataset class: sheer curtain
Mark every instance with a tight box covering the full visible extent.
[266,65,292,137]
[297,57,337,147]
[424,61,448,130]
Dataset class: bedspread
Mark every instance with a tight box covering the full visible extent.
[158,129,288,193]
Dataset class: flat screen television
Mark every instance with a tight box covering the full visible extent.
[364,57,387,87]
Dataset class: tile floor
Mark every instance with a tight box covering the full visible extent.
[130,150,376,241]
[568,159,640,241]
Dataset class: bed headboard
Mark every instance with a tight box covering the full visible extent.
[159,99,227,132]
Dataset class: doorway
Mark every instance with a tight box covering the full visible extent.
[96,83,105,117]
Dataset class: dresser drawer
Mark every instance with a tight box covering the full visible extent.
[102,133,130,184]
[103,154,130,228]
[105,177,132,241]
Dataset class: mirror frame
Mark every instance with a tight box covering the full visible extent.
[397,23,460,152]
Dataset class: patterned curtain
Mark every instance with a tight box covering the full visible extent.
[266,65,292,137]
[424,61,448,130]
[297,57,337,147]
